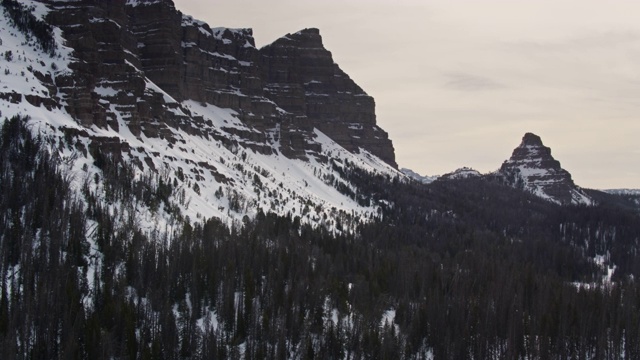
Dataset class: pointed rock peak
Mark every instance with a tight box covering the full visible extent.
[503,132,561,173]
[509,132,553,161]
[499,133,593,206]
[521,132,543,147]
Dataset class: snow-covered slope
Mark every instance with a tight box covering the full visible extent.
[0,2,401,233]
[0,0,72,111]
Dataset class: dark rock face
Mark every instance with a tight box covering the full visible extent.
[46,0,177,140]
[259,28,397,167]
[39,1,397,167]
[499,133,591,205]
[129,1,184,99]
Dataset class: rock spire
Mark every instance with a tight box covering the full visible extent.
[499,133,592,205]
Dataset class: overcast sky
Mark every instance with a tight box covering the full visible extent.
[174,0,640,189]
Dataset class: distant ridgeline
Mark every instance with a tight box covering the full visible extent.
[1,0,640,358]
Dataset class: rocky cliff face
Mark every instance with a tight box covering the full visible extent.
[499,133,592,205]
[39,1,396,167]
[0,0,400,226]
[259,28,396,167]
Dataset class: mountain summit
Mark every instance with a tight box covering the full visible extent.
[259,28,396,166]
[498,133,592,205]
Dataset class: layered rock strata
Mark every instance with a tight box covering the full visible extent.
[259,28,396,167]
[499,133,591,205]
[39,1,396,166]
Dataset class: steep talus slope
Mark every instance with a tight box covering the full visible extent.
[498,132,592,205]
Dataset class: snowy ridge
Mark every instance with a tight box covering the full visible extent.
[400,168,438,184]
[0,5,401,235]
[401,167,481,184]
[440,167,481,180]
[604,189,640,196]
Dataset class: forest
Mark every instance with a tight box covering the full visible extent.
[1,115,640,359]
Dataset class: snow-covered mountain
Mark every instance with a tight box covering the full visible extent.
[5,3,640,359]
[400,168,438,184]
[0,0,400,231]
[497,133,592,206]
[440,167,481,181]
[0,0,612,239]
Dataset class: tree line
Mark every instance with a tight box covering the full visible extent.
[1,0,56,56]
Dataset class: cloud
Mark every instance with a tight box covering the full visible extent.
[442,72,506,92]
[504,31,640,54]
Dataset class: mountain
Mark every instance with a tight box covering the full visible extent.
[3,1,640,359]
[497,132,593,205]
[259,28,396,166]
[404,135,597,206]
[400,167,438,184]
[440,166,481,180]
[0,0,399,230]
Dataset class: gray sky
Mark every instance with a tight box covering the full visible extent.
[174,0,640,189]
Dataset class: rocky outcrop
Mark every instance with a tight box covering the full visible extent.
[45,0,170,136]
[37,1,397,166]
[259,28,397,167]
[498,133,592,205]
[44,0,272,155]
[178,17,276,119]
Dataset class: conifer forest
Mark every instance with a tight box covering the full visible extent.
[2,116,640,359]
